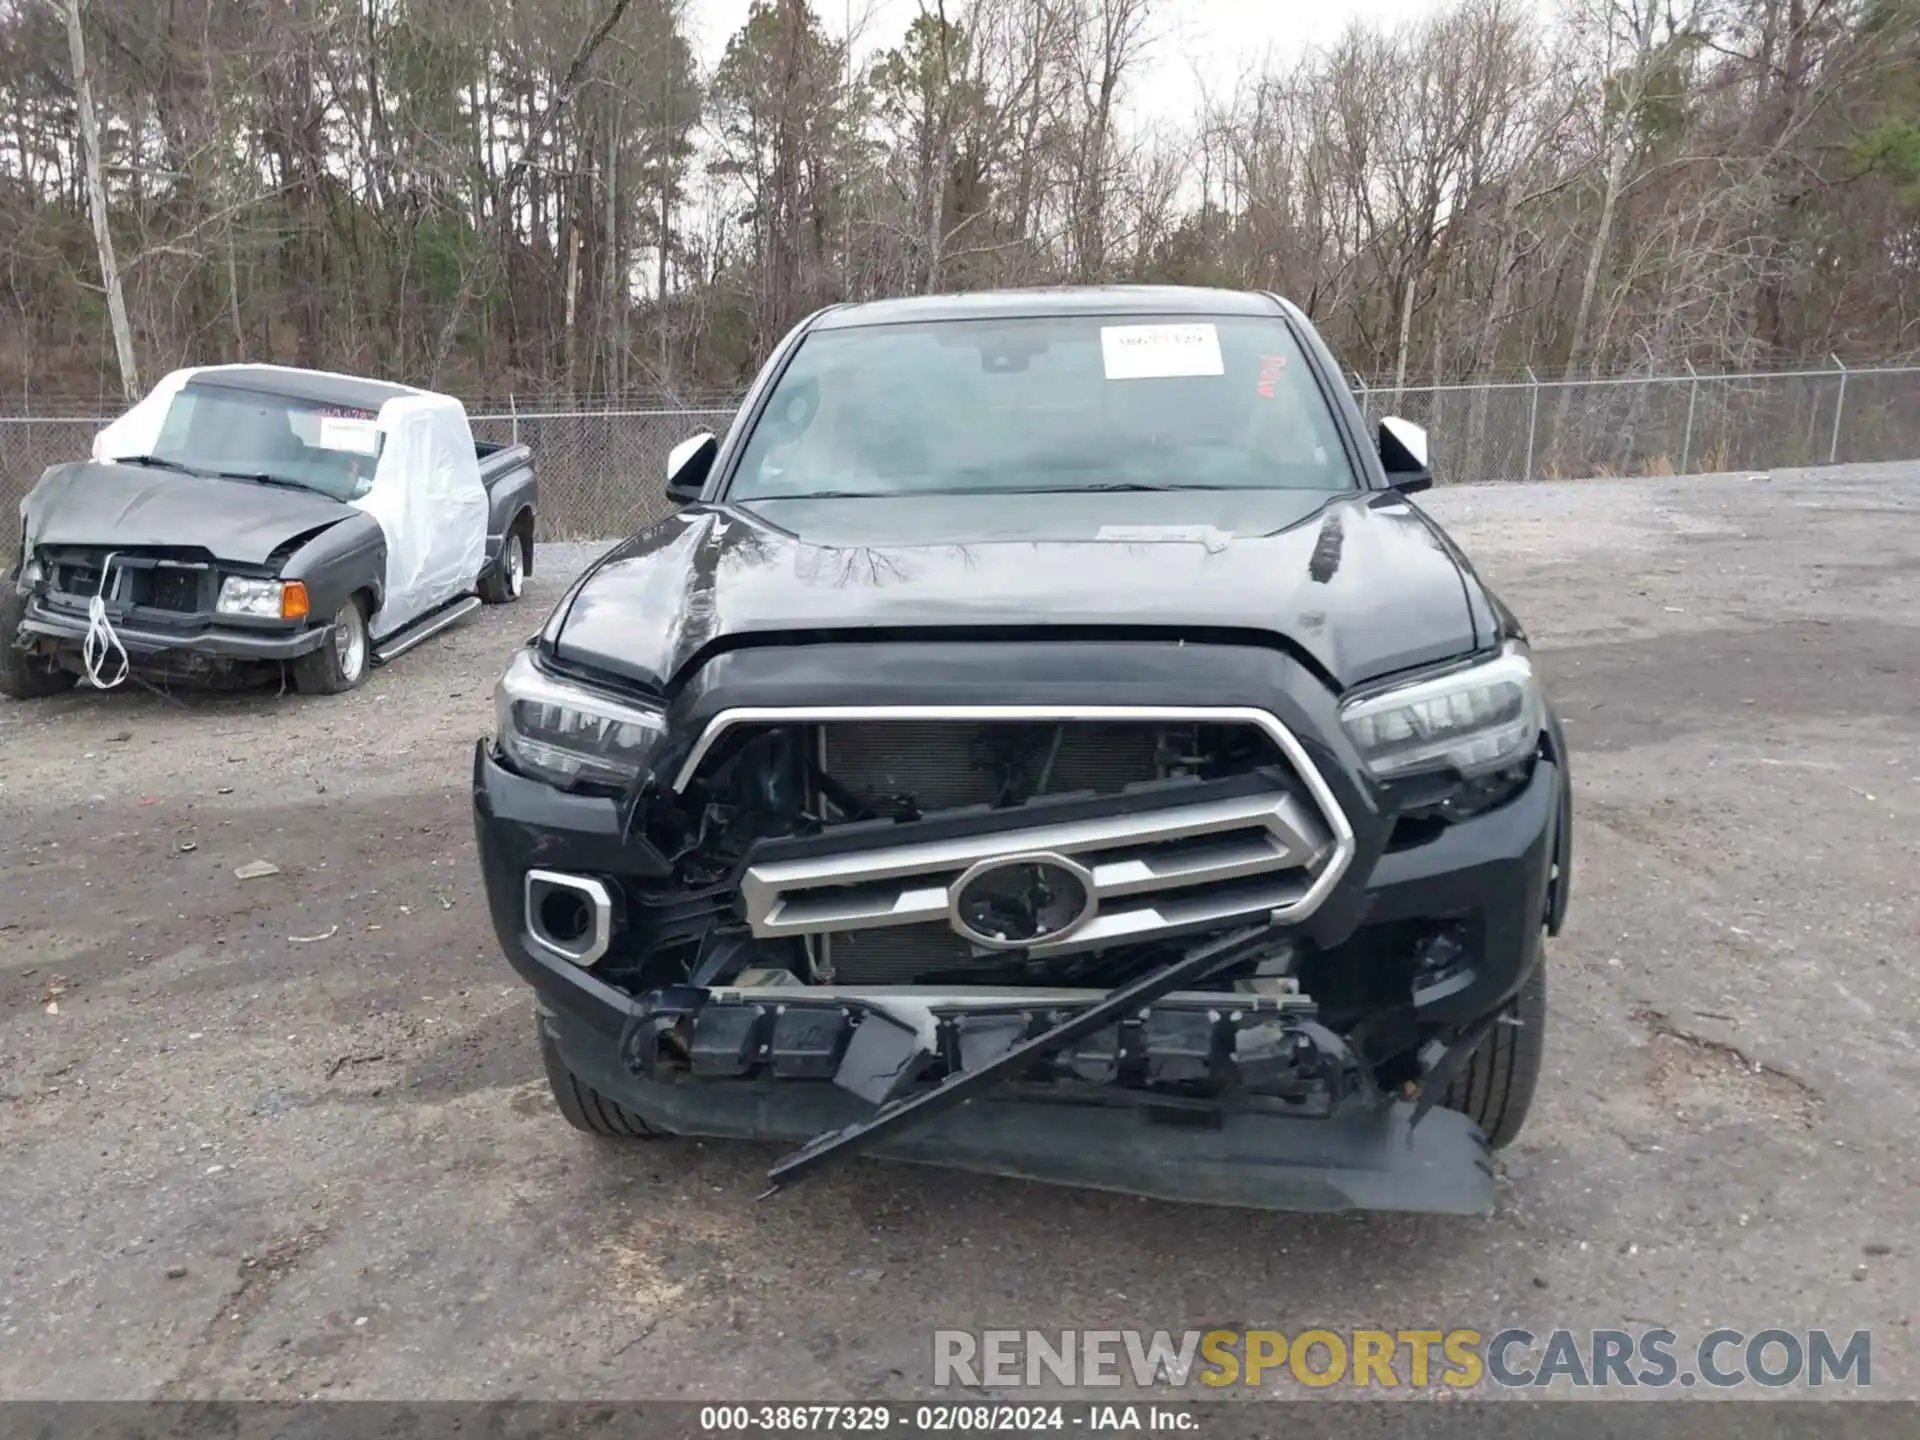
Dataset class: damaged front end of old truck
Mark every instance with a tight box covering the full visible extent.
[471,289,1573,1216]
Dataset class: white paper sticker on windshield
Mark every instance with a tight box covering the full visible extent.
[317,415,381,455]
[1100,323,1225,380]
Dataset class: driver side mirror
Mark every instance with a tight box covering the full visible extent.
[1377,417,1433,494]
[665,432,718,504]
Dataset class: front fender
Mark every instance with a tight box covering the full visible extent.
[281,511,387,619]
[1544,703,1573,936]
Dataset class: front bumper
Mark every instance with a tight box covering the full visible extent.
[17,594,328,664]
[475,734,1564,1214]
[542,997,1493,1213]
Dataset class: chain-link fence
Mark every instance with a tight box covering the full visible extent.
[6,362,1919,542]
[1352,362,1920,485]
[466,406,738,538]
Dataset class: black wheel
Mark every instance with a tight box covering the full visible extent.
[291,595,371,695]
[539,1026,659,1139]
[1440,943,1547,1149]
[0,585,77,700]
[479,523,529,605]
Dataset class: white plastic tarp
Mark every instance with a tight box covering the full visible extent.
[92,365,488,642]
[92,363,360,462]
[356,392,488,638]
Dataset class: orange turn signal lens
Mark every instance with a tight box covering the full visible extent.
[280,581,311,620]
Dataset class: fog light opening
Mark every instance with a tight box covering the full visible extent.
[539,888,592,944]
[524,870,613,967]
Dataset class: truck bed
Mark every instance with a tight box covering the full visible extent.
[476,440,533,484]
[476,441,537,574]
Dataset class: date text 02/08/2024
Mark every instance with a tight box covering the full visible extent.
[696,1404,1198,1433]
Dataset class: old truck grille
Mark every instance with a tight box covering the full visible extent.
[46,550,208,614]
[679,708,1355,986]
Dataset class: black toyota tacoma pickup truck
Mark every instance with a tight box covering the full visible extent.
[473,286,1573,1215]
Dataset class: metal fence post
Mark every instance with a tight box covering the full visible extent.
[509,393,520,446]
[1827,355,1846,466]
[1681,360,1699,473]
[1352,373,1368,422]
[1523,367,1540,483]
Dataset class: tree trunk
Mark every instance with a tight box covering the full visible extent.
[657,118,672,385]
[1465,180,1523,474]
[63,0,139,400]
[1548,110,1630,472]
[1391,231,1423,405]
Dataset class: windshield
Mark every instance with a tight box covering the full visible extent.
[150,383,385,501]
[729,313,1356,501]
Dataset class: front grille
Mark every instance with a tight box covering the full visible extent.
[147,568,202,613]
[52,559,106,598]
[683,707,1354,987]
[46,549,208,614]
[747,783,1323,957]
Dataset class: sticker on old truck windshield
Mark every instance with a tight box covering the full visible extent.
[1099,323,1225,380]
[317,415,381,455]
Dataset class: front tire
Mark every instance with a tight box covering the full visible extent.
[539,1027,659,1139]
[291,596,370,695]
[0,586,78,700]
[1440,945,1546,1149]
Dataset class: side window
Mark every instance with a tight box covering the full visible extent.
[154,392,199,453]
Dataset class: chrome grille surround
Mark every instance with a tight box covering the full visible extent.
[673,706,1357,956]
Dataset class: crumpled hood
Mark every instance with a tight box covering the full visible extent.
[549,490,1483,693]
[22,461,354,566]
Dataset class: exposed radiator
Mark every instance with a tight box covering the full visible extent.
[819,719,1164,812]
[824,924,980,985]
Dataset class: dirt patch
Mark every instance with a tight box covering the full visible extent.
[157,1226,331,1399]
[1635,1007,1821,1131]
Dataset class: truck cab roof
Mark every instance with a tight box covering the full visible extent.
[811,285,1290,331]
[181,365,422,413]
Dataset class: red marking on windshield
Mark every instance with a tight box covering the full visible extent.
[1256,354,1287,399]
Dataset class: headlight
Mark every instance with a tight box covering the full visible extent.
[1340,642,1543,780]
[493,648,668,789]
[218,576,308,619]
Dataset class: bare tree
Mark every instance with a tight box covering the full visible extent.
[1,0,1917,411]
[60,0,137,398]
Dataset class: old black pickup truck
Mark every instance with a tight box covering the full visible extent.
[4,364,536,698]
[472,287,1574,1216]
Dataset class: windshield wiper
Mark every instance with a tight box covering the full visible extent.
[116,455,206,476]
[994,482,1245,494]
[208,469,317,493]
[754,482,1248,501]
[113,455,317,494]
[756,489,901,500]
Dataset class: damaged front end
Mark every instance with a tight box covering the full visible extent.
[479,662,1563,1215]
[617,929,1494,1215]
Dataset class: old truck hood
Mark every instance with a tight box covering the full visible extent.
[22,461,355,566]
[550,489,1482,692]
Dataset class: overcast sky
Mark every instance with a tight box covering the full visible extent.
[686,0,1444,127]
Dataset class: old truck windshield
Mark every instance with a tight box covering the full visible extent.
[150,383,385,502]
[729,314,1356,501]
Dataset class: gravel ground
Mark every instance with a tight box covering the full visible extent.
[1,463,1916,1400]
